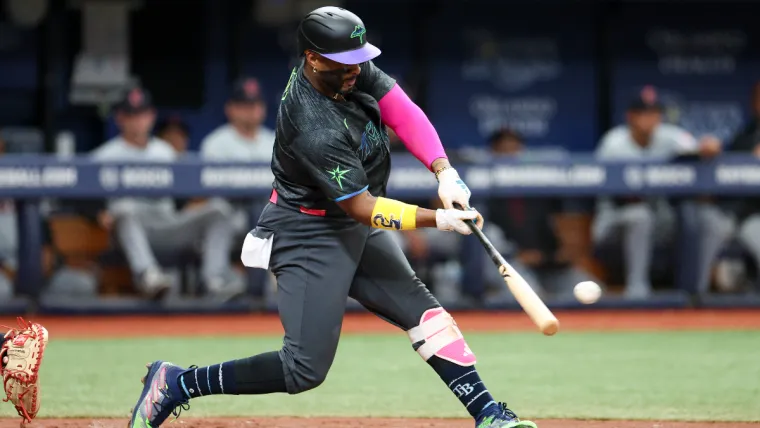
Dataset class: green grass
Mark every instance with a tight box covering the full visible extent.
[2,331,759,421]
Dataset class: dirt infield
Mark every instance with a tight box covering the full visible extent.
[2,309,759,427]
[8,308,760,339]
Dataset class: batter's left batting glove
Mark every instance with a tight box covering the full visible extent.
[1,317,49,425]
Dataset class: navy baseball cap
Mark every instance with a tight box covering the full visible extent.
[114,87,154,114]
[155,114,190,135]
[627,85,664,112]
[229,77,264,103]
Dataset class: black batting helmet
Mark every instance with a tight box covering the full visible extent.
[297,6,381,65]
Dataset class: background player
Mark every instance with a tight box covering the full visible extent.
[128,7,537,428]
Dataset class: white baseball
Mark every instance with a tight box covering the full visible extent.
[573,281,602,304]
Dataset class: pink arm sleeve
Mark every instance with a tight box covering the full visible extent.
[378,84,447,171]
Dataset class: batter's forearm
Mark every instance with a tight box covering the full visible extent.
[431,158,450,174]
[414,208,438,228]
[336,190,438,230]
[366,198,436,229]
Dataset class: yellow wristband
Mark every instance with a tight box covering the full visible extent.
[370,197,418,230]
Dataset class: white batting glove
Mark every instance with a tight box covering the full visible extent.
[436,208,482,235]
[437,168,472,210]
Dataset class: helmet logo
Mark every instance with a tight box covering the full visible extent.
[350,25,365,44]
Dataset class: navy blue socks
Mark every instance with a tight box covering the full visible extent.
[178,361,237,398]
[427,356,496,418]
[174,350,494,420]
[177,351,287,399]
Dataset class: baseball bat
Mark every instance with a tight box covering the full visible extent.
[453,203,559,336]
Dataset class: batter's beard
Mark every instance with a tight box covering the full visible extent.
[317,68,355,97]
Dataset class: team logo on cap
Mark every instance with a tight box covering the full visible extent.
[350,25,365,44]
[243,79,260,97]
[641,85,657,104]
[128,89,144,107]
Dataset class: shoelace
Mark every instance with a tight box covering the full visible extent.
[151,387,190,423]
[169,400,191,422]
[152,365,198,423]
[498,402,518,420]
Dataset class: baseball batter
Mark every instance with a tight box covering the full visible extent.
[128,7,537,428]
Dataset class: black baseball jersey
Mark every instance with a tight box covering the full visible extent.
[271,60,396,216]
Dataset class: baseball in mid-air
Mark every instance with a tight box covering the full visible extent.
[573,281,602,304]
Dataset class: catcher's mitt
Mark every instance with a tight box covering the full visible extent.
[1,317,49,424]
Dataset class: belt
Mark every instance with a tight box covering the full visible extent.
[269,189,326,217]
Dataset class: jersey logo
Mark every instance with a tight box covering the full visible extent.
[327,166,350,190]
[358,121,382,160]
[351,25,366,44]
[373,213,401,230]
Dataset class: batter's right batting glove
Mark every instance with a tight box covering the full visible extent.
[1,317,49,425]
[436,208,482,235]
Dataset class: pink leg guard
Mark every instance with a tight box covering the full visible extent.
[407,308,476,367]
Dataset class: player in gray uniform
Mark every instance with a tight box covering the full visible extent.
[92,88,244,299]
[129,8,537,428]
[593,89,732,297]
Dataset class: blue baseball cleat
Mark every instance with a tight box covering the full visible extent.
[127,361,192,428]
[476,402,538,428]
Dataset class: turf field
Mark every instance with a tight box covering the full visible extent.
[1,310,759,427]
